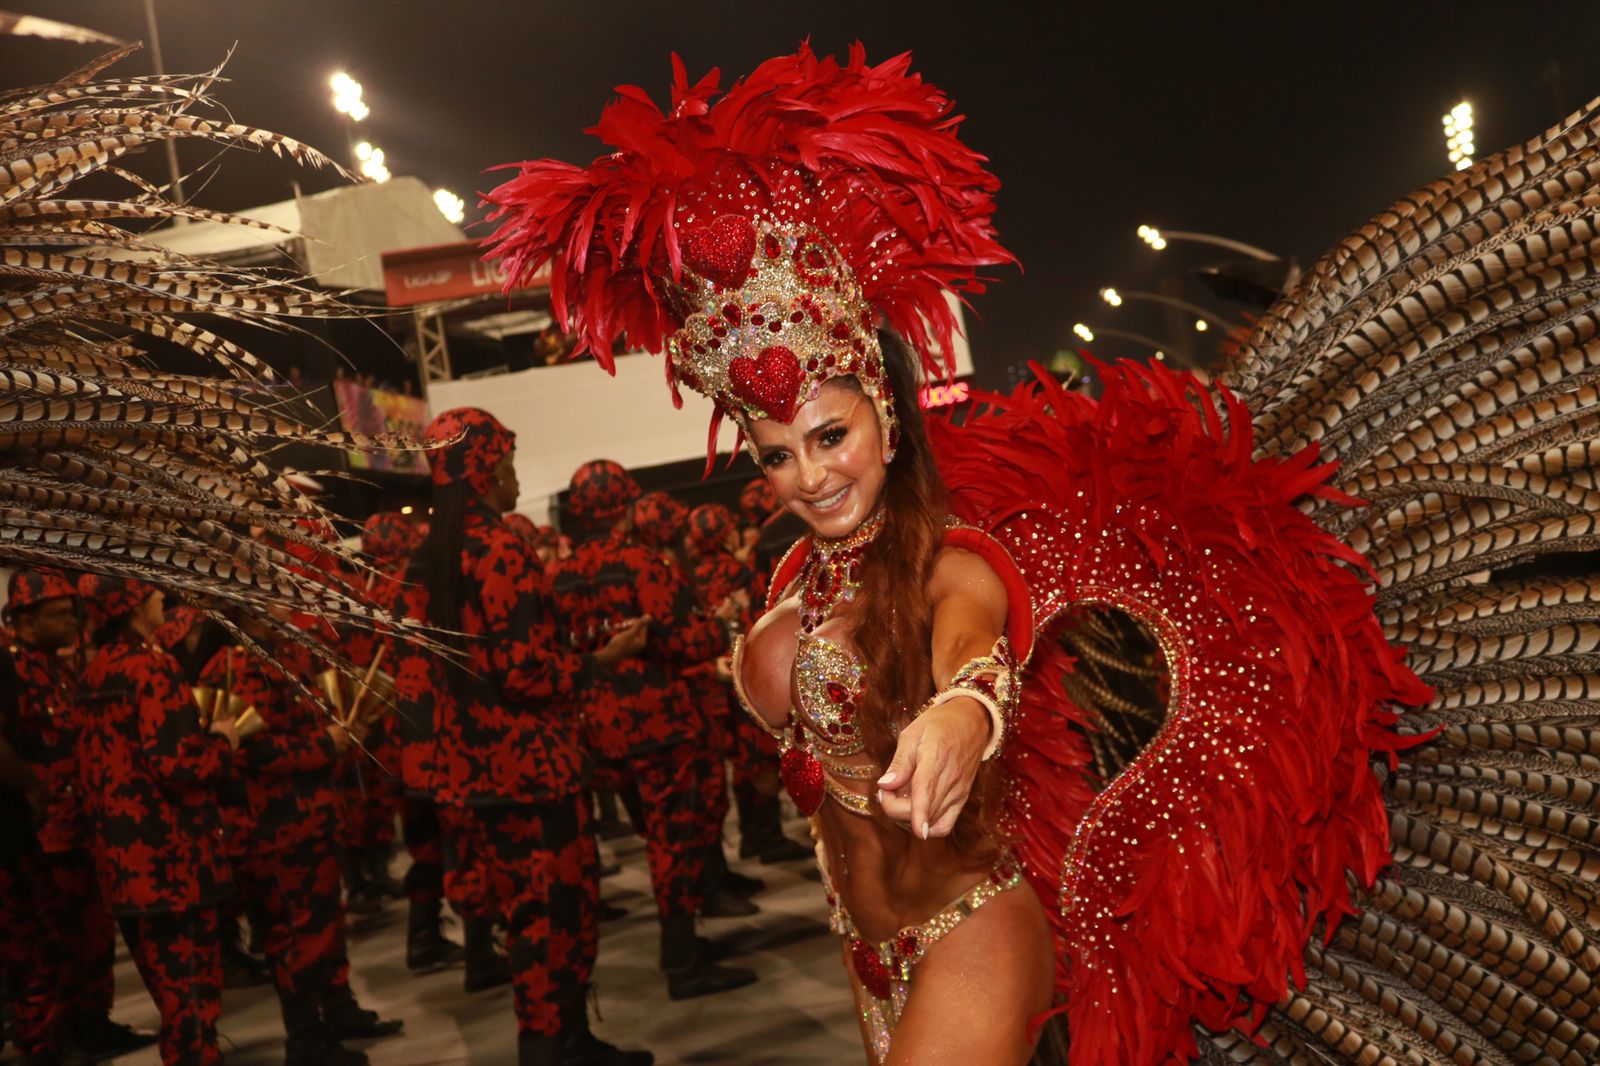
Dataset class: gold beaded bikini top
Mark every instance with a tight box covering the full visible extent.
[733,511,884,818]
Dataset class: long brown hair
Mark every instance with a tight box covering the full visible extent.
[847,334,999,858]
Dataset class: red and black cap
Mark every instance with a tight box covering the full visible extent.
[686,502,738,558]
[567,460,641,525]
[424,407,515,496]
[632,491,689,550]
[77,573,155,633]
[3,568,78,624]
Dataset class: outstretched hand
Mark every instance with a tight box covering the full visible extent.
[875,697,991,839]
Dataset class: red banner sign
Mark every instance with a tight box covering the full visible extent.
[381,241,550,307]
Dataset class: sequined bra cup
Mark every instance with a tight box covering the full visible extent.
[790,631,879,816]
[733,510,886,818]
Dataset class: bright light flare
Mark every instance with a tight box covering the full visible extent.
[434,188,465,224]
[1137,224,1168,251]
[1073,323,1095,343]
[1194,319,1209,332]
[1443,100,1475,170]
[1099,287,1123,307]
[354,141,390,183]
[330,71,369,122]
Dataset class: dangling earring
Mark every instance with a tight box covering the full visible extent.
[882,425,900,465]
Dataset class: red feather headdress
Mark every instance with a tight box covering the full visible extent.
[482,42,1013,463]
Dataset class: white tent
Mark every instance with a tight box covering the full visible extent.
[141,176,464,293]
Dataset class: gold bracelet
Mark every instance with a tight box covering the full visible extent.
[918,637,1019,760]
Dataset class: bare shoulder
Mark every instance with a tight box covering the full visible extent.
[928,545,1007,613]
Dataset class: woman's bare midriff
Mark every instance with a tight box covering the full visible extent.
[740,596,1003,940]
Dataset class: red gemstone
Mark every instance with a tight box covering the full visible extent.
[851,939,894,1000]
[727,346,802,422]
[831,323,851,341]
[723,303,742,325]
[763,233,781,259]
[780,747,825,815]
[826,681,848,704]
[895,934,919,959]
[681,215,756,290]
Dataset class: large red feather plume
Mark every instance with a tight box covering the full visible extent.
[481,42,1013,394]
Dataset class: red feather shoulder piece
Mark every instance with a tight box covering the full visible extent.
[930,361,1432,1064]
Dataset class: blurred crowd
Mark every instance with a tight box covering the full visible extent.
[0,436,808,1066]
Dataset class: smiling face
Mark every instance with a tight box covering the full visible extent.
[747,378,887,540]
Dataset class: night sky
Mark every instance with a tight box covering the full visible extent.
[14,1,1600,384]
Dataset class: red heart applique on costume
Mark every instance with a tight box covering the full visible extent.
[851,938,894,1000]
[728,345,802,422]
[682,215,756,290]
[780,746,825,816]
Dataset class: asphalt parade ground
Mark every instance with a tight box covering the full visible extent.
[7,815,864,1065]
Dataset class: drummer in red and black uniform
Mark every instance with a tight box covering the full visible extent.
[0,570,157,1064]
[355,510,463,973]
[686,504,812,866]
[199,610,400,1066]
[392,408,652,1065]
[552,461,759,1001]
[73,575,237,1066]
[633,493,770,909]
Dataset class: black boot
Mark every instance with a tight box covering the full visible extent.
[321,981,404,1040]
[405,895,465,972]
[280,986,368,1066]
[658,915,757,1000]
[221,941,272,989]
[73,1013,157,1059]
[339,849,380,916]
[559,985,653,1066]
[463,917,512,993]
[366,844,404,900]
[704,843,764,898]
[743,799,811,864]
[590,789,632,841]
[518,1031,565,1066]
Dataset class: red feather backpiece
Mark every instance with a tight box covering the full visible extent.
[930,362,1432,1064]
[481,43,1013,392]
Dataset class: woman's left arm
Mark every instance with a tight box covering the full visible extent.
[876,548,1009,839]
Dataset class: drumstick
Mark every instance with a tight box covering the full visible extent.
[345,646,386,729]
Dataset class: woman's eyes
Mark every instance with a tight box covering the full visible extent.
[760,427,844,467]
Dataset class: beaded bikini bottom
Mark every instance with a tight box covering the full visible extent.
[826,856,1024,1064]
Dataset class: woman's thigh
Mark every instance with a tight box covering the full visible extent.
[884,887,1054,1066]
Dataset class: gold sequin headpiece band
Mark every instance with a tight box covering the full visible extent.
[483,43,1014,469]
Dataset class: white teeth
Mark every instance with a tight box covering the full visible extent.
[810,487,848,509]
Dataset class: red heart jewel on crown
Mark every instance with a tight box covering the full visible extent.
[728,345,802,422]
[682,215,756,290]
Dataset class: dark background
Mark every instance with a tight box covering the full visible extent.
[12,1,1600,384]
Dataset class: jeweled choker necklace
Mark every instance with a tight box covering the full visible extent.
[798,509,885,633]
